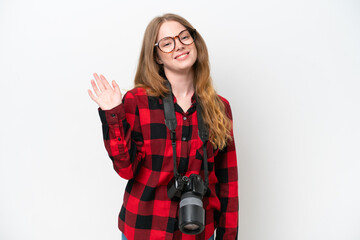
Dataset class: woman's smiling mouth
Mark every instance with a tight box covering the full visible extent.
[175,51,190,59]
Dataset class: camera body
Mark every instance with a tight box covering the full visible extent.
[167,174,205,200]
[167,174,207,235]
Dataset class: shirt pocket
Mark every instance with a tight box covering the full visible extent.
[195,140,215,171]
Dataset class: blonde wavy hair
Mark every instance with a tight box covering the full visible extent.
[134,13,232,150]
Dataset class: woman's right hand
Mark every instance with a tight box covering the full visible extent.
[88,73,122,110]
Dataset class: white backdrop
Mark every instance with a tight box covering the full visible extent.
[0,0,359,239]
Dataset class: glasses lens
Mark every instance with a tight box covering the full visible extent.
[179,30,194,45]
[159,37,174,53]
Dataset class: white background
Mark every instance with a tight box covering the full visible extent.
[1,0,359,239]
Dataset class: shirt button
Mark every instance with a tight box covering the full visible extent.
[182,137,187,141]
[118,137,121,141]
[111,113,116,118]
[183,116,187,120]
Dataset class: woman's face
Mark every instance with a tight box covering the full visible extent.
[155,20,197,75]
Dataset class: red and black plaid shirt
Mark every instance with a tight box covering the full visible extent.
[98,86,239,240]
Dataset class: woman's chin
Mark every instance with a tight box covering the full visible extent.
[174,59,197,71]
[164,63,195,74]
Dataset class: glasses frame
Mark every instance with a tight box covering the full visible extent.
[154,28,196,53]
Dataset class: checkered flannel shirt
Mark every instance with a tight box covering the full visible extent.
[98,86,239,240]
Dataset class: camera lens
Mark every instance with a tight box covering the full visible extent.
[178,192,205,235]
[184,223,199,230]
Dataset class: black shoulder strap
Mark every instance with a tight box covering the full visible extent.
[196,94,209,143]
[196,95,209,190]
[163,80,179,178]
[162,80,209,192]
[163,80,177,132]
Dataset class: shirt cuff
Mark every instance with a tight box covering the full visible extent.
[98,104,125,125]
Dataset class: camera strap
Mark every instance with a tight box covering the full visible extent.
[162,79,209,191]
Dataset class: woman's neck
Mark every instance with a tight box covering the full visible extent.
[164,68,195,99]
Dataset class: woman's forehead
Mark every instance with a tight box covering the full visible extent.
[157,21,186,40]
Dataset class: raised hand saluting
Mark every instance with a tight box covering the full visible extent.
[88,73,122,110]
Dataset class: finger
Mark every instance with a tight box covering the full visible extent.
[88,89,98,104]
[90,79,101,97]
[93,73,105,91]
[112,80,121,96]
[100,74,112,89]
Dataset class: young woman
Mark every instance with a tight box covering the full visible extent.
[88,13,239,240]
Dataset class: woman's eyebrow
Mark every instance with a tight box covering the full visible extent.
[159,29,187,39]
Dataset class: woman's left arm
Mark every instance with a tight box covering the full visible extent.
[214,98,239,240]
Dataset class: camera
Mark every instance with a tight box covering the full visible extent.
[167,174,207,235]
[162,79,210,235]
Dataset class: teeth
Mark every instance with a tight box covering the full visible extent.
[177,53,188,59]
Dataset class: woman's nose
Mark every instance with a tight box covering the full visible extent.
[174,36,185,51]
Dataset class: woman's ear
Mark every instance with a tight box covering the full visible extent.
[155,53,163,65]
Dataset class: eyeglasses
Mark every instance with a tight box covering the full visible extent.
[154,29,196,53]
